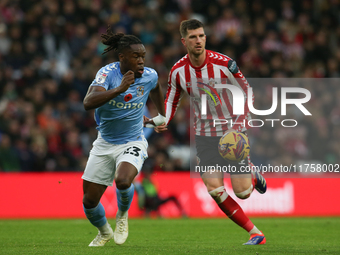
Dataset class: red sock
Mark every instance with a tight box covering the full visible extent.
[218,196,254,232]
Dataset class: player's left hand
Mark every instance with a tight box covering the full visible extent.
[143,115,153,127]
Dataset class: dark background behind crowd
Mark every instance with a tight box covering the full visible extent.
[0,0,339,172]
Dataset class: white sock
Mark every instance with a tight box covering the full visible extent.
[235,184,253,199]
[98,221,111,234]
[117,209,128,218]
[208,186,228,204]
[249,226,262,235]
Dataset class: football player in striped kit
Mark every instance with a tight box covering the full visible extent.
[156,19,267,245]
[81,26,166,247]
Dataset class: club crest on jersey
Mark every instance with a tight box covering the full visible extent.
[95,73,107,84]
[136,86,144,97]
[208,78,215,87]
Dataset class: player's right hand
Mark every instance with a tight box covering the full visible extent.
[118,70,135,93]
[154,123,167,133]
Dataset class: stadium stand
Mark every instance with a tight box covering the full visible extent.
[0,0,339,172]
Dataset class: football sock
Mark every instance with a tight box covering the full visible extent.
[83,202,107,228]
[208,186,228,204]
[98,221,112,235]
[116,183,135,213]
[234,184,253,199]
[209,186,254,232]
[134,182,146,209]
[249,226,262,235]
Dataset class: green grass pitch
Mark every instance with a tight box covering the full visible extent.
[0,217,339,255]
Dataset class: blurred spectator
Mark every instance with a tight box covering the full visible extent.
[134,171,186,217]
[0,134,20,171]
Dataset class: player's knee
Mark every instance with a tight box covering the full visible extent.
[234,185,253,200]
[206,184,221,193]
[83,195,99,209]
[204,181,223,193]
[115,178,131,190]
[208,186,228,204]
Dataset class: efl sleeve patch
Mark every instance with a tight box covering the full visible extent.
[228,60,239,74]
[95,73,108,84]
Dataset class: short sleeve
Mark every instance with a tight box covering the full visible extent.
[150,69,158,89]
[90,68,113,90]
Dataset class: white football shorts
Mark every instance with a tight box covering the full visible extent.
[82,132,148,186]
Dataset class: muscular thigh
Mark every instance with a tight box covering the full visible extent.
[196,135,253,192]
[82,153,116,186]
[115,140,148,174]
[82,137,148,187]
[195,135,251,177]
[230,174,252,194]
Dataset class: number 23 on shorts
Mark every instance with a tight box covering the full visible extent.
[123,146,141,157]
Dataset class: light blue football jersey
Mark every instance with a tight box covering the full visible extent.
[90,62,158,144]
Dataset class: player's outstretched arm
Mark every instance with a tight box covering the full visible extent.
[83,70,135,111]
[144,81,167,133]
[149,81,165,117]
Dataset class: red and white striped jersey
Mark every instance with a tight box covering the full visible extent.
[165,50,253,137]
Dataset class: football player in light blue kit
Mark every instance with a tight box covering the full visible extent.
[82,26,167,247]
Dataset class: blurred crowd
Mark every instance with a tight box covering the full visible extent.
[0,0,339,172]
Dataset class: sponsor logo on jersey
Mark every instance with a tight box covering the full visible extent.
[197,81,222,107]
[96,73,108,84]
[136,86,144,97]
[109,99,144,109]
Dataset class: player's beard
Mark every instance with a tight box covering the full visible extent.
[191,48,204,58]
[188,43,203,55]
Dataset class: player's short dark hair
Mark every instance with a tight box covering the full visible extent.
[101,25,142,55]
[180,19,204,38]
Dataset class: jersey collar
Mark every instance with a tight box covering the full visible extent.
[188,50,208,70]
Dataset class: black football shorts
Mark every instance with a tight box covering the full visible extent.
[195,134,251,177]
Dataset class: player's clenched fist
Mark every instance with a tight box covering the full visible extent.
[118,70,135,93]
